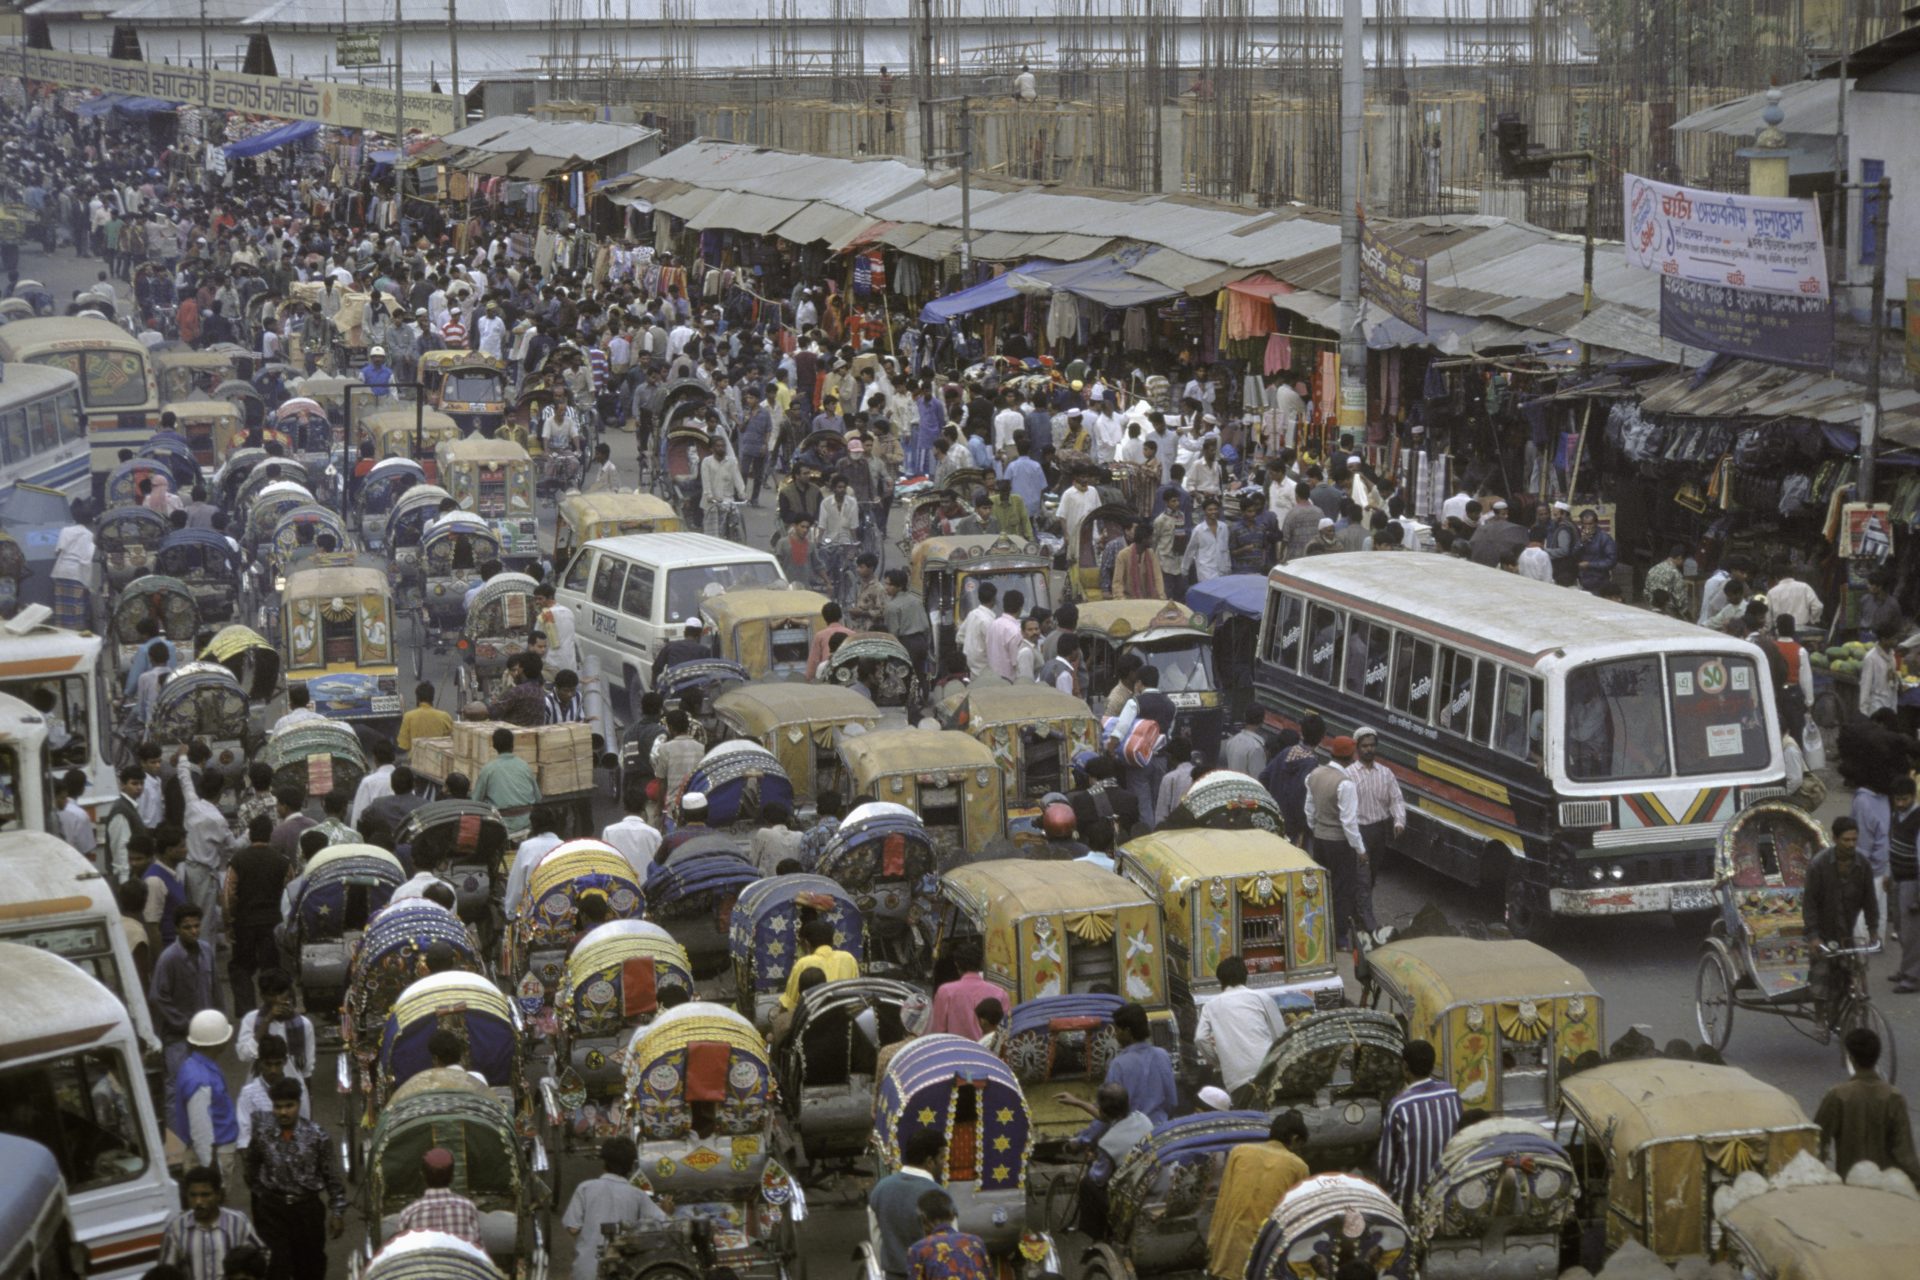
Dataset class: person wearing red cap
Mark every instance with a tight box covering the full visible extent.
[394,1147,485,1249]
[1303,736,1372,948]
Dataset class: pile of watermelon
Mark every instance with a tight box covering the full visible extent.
[1810,640,1870,675]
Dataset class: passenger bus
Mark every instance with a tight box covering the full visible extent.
[1254,556,1785,937]
[0,319,160,503]
[0,363,89,499]
[0,944,175,1279]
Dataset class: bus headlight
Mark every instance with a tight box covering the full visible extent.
[1608,863,1626,881]
[1588,865,1606,883]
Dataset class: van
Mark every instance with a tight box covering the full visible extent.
[0,943,176,1279]
[555,532,788,712]
[0,833,159,1053]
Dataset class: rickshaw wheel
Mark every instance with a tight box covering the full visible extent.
[1081,1242,1129,1280]
[1694,943,1736,1050]
[1840,998,1896,1083]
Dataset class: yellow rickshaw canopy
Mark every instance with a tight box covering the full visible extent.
[566,928,691,990]
[1074,598,1202,639]
[436,436,531,465]
[364,407,460,435]
[390,970,515,1026]
[624,1002,768,1066]
[1558,1059,1814,1162]
[526,847,641,904]
[285,564,392,602]
[840,727,997,786]
[909,533,1047,584]
[942,857,1157,929]
[1720,1184,1920,1279]
[1368,936,1601,1015]
[950,683,1101,732]
[714,682,881,739]
[702,587,833,633]
[1121,827,1318,893]
[161,398,241,423]
[559,491,681,536]
[202,624,273,662]
[420,350,505,372]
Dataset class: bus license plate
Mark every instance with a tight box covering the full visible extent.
[371,695,403,713]
[1670,886,1716,912]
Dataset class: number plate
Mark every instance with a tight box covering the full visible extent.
[371,695,403,713]
[591,611,618,635]
[1670,886,1717,912]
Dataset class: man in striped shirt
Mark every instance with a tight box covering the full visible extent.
[1376,1040,1462,1213]
[160,1166,266,1280]
[1346,726,1406,873]
[440,311,467,349]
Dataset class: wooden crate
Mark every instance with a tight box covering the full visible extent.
[410,736,453,783]
[537,721,593,763]
[538,758,595,794]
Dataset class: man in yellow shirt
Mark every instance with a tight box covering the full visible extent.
[398,681,455,752]
[780,916,859,1009]
[1206,1111,1311,1280]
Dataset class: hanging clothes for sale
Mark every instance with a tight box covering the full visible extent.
[1262,333,1292,376]
[1046,290,1080,344]
[1122,307,1150,352]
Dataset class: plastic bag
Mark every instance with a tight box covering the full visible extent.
[1803,719,1827,772]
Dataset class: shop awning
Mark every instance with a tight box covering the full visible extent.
[73,93,179,118]
[919,261,1062,324]
[224,120,320,159]
[1005,253,1180,310]
[1183,574,1268,624]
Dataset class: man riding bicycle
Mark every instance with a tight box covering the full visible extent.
[699,436,748,542]
[816,474,862,605]
[1804,815,1882,1031]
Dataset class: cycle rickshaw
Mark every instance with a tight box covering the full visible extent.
[1694,799,1896,1078]
[392,799,512,928]
[729,873,867,1029]
[1240,1008,1405,1169]
[1077,1109,1273,1280]
[377,970,525,1116]
[503,839,647,1029]
[106,574,198,693]
[276,843,407,1021]
[775,976,921,1177]
[1414,1119,1577,1280]
[457,572,541,706]
[1247,1175,1416,1280]
[419,514,502,668]
[358,458,427,551]
[814,802,938,972]
[813,632,922,712]
[155,529,245,624]
[645,840,762,981]
[383,483,453,599]
[98,506,170,594]
[261,713,371,800]
[149,661,259,777]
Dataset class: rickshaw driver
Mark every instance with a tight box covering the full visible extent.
[363,347,393,398]
[1804,816,1881,1027]
[1052,1082,1151,1240]
[779,917,859,1010]
[1206,1111,1312,1280]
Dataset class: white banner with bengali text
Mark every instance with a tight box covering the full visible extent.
[1623,173,1828,300]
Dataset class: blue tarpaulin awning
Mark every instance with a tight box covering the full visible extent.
[1183,573,1268,624]
[919,261,1061,324]
[73,93,179,118]
[224,120,320,159]
[1007,250,1181,310]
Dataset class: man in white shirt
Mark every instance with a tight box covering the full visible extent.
[1058,472,1100,569]
[601,811,663,877]
[816,474,862,548]
[1182,498,1232,583]
[958,582,1000,680]
[563,1138,668,1280]
[1440,488,1473,524]
[1091,407,1123,463]
[1194,955,1289,1096]
[667,319,695,360]
[271,684,328,735]
[349,743,395,828]
[503,817,568,919]
[1516,527,1554,582]
[699,437,748,539]
[476,303,507,359]
[1766,574,1823,628]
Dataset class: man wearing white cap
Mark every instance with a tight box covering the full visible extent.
[1543,501,1579,586]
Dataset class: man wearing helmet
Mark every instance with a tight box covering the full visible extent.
[173,1004,240,1188]
[362,345,393,398]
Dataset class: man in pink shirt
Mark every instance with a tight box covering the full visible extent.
[804,601,855,679]
[930,939,1004,1039]
[984,589,1028,680]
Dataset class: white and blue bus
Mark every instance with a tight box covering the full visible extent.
[0,362,89,499]
[0,319,160,502]
[1254,555,1786,936]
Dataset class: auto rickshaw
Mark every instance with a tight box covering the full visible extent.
[1414,1119,1577,1280]
[358,458,427,550]
[776,977,921,1176]
[457,572,542,706]
[554,492,682,570]
[614,1003,803,1275]
[149,662,259,776]
[909,534,1053,674]
[155,530,245,625]
[1068,501,1143,602]
[435,436,540,571]
[1074,599,1222,753]
[814,803,940,971]
[361,406,462,481]
[713,682,881,804]
[261,716,370,800]
[1248,1175,1416,1280]
[419,514,503,664]
[275,844,406,1018]
[98,506,170,593]
[377,971,523,1110]
[935,684,1100,826]
[1081,1110,1274,1280]
[281,563,403,731]
[383,482,452,594]
[838,728,1006,862]
[153,348,238,404]
[364,1072,548,1278]
[546,920,694,1146]
[107,573,198,692]
[1360,937,1605,1122]
[865,1035,1055,1280]
[391,799,511,927]
[1117,829,1343,1047]
[700,588,834,682]
[930,861,1176,1135]
[1241,1008,1406,1168]
[814,632,922,712]
[645,840,763,981]
[503,839,647,1026]
[161,399,244,470]
[1556,1059,1818,1262]
[420,349,508,436]
[729,873,867,1028]
[1157,770,1286,833]
[1719,1183,1920,1280]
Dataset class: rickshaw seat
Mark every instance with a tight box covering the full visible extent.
[622,957,659,1016]
[1738,887,1811,998]
[455,813,484,853]
[1047,1015,1106,1033]
[800,1011,855,1086]
[882,834,907,877]
[686,1040,731,1101]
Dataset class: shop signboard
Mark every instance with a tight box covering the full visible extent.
[1837,503,1893,561]
[336,33,383,69]
[1359,217,1427,333]
[1658,276,1833,371]
[1623,173,1829,300]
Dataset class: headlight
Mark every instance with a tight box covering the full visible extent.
[1608,863,1626,881]
[1588,865,1606,883]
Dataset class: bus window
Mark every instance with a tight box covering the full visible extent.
[1494,670,1542,761]
[1435,649,1475,736]
[1263,591,1304,671]
[55,389,82,443]
[0,408,26,463]
[1304,605,1344,684]
[82,351,148,409]
[1392,634,1436,722]
[0,1048,148,1191]
[1564,657,1670,782]
[1343,618,1392,703]
[1670,653,1769,776]
[1472,659,1498,743]
[28,400,59,453]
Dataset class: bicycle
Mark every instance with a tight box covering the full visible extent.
[816,537,858,607]
[707,498,747,544]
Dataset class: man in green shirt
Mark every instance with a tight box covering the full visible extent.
[987,479,1033,539]
[1643,543,1690,618]
[472,726,542,839]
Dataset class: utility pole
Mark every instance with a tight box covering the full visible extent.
[916,0,933,165]
[926,93,974,279]
[393,0,405,155]
[1861,175,1891,503]
[1336,0,1366,438]
[199,0,210,108]
[448,0,459,107]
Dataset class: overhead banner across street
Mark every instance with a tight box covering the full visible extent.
[13,46,459,135]
[1623,172,1829,299]
[1359,217,1428,334]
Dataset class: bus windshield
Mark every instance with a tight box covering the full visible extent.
[1130,637,1216,693]
[1564,652,1770,783]
[0,1048,149,1192]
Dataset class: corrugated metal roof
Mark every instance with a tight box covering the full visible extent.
[877,222,937,250]
[1672,79,1847,139]
[1635,360,1920,425]
[442,115,659,164]
[1130,248,1233,291]
[655,186,721,220]
[688,191,811,235]
[637,140,926,212]
[774,203,873,246]
[1029,233,1113,261]
[1562,305,1707,365]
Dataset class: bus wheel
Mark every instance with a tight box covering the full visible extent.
[1502,872,1550,940]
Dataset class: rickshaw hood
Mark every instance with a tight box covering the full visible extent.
[715,682,883,739]
[1720,1184,1920,1278]
[839,727,996,784]
[1558,1059,1814,1160]
[1368,936,1600,1018]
